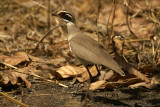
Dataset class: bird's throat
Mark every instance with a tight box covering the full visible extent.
[67,22,80,42]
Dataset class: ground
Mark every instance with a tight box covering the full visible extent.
[1,82,160,106]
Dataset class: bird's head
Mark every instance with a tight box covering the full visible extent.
[52,10,75,24]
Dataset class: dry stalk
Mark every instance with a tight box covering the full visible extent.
[96,0,101,42]
[0,91,29,107]
[125,0,138,38]
[30,0,47,9]
[47,0,51,31]
[106,0,117,49]
[116,38,150,43]
[31,25,60,54]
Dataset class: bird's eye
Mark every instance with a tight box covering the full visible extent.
[62,12,65,15]
[60,12,66,16]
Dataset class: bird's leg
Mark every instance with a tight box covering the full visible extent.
[84,66,93,101]
[85,66,92,82]
[95,65,101,77]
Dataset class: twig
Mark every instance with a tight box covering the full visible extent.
[107,0,117,49]
[30,72,68,88]
[30,0,47,9]
[96,0,101,42]
[107,77,140,84]
[125,49,160,54]
[0,91,29,107]
[125,0,138,38]
[1,62,18,69]
[106,3,113,34]
[154,37,160,63]
[47,0,51,31]
[0,47,35,53]
[151,38,156,65]
[116,38,150,43]
[110,0,117,35]
[58,0,65,9]
[31,25,60,54]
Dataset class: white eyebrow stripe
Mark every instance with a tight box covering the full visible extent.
[58,10,68,13]
[66,14,72,18]
[62,19,70,23]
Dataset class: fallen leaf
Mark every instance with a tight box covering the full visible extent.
[100,82,115,90]
[77,66,98,82]
[129,73,160,89]
[0,52,36,88]
[55,65,86,79]
[0,67,31,88]
[99,70,114,81]
[145,74,160,89]
[129,82,146,89]
[0,72,9,84]
[151,75,160,84]
[15,67,31,88]
[89,80,106,91]
[0,52,29,66]
[7,70,17,85]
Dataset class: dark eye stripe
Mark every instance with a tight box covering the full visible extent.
[57,11,74,22]
[63,14,72,21]
[58,12,72,21]
[61,12,72,17]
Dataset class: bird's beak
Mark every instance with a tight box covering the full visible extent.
[52,12,57,16]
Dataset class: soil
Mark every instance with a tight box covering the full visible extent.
[0,82,160,107]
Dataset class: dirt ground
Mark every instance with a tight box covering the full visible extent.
[0,0,160,107]
[0,82,160,107]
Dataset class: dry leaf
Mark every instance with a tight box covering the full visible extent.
[77,66,98,82]
[101,82,115,90]
[151,75,160,84]
[111,74,137,82]
[7,51,47,66]
[15,67,31,88]
[129,74,160,89]
[99,70,114,81]
[7,70,17,84]
[145,75,160,89]
[89,80,106,91]
[0,52,35,88]
[55,65,86,79]
[129,82,146,89]
[28,54,47,62]
[105,73,142,89]
[0,67,31,88]
[0,72,9,84]
[0,52,29,66]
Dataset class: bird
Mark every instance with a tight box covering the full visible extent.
[52,10,125,81]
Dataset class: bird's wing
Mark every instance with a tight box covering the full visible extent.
[69,34,111,64]
[70,34,125,76]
